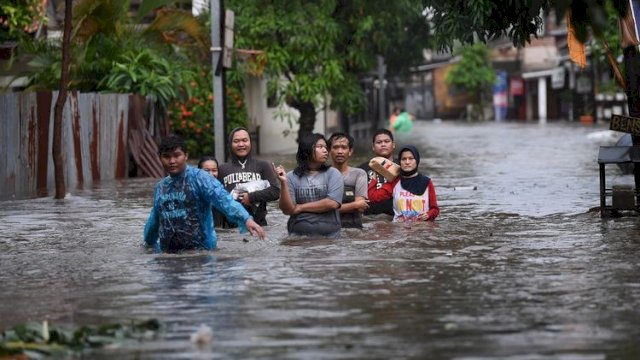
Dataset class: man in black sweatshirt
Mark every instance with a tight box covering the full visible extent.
[218,127,280,226]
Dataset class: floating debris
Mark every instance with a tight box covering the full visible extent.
[190,324,213,346]
[452,186,477,191]
[0,319,161,358]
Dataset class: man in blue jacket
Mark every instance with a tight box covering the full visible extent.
[144,135,265,252]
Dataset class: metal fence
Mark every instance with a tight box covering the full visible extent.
[1,91,131,200]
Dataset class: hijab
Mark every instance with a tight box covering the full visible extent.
[397,145,430,196]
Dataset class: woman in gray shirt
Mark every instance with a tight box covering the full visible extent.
[274,133,344,236]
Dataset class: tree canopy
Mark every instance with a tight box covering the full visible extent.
[429,0,629,51]
[446,43,496,120]
[227,0,432,141]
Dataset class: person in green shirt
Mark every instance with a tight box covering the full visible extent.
[393,110,414,134]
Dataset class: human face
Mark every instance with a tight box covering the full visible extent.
[160,148,188,176]
[399,150,417,173]
[372,134,394,158]
[200,160,218,178]
[329,137,352,166]
[231,130,251,158]
[312,139,329,165]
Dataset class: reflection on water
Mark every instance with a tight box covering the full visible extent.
[1,121,639,359]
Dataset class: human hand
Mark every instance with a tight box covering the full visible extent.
[355,198,369,212]
[245,218,265,240]
[273,163,287,184]
[238,192,252,206]
[416,213,431,221]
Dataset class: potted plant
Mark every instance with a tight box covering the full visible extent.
[580,107,594,125]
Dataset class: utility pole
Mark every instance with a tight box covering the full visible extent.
[377,56,387,129]
[623,46,640,205]
[210,0,225,161]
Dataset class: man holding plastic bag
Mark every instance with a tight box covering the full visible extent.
[218,127,280,227]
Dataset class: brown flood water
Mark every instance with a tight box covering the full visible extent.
[1,120,639,359]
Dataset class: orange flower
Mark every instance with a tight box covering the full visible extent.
[181,105,193,117]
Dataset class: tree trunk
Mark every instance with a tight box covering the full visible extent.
[623,46,640,205]
[52,0,73,199]
[289,99,316,142]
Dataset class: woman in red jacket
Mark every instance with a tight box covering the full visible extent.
[368,145,439,222]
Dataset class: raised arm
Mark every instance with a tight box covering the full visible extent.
[274,165,296,215]
[368,177,397,203]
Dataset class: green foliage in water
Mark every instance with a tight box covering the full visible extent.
[0,319,161,357]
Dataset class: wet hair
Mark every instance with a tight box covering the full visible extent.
[372,128,394,143]
[293,133,329,177]
[158,134,187,155]
[197,156,218,169]
[327,132,355,149]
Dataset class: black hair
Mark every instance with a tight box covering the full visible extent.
[372,128,394,143]
[158,134,187,155]
[293,133,329,177]
[197,156,218,169]
[327,132,354,149]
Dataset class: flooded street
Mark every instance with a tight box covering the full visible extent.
[1,120,639,359]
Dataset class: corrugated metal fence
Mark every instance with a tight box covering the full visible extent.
[0,91,163,200]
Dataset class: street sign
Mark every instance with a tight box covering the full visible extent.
[551,67,565,89]
[610,114,640,136]
[223,10,235,69]
[510,77,523,96]
[576,76,591,94]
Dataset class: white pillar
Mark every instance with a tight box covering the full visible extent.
[568,62,575,121]
[538,77,547,123]
[211,0,225,161]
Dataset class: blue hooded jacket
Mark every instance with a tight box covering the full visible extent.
[144,166,251,252]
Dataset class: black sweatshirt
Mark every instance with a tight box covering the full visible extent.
[218,157,280,226]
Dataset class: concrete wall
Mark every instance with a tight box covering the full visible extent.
[244,76,335,155]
